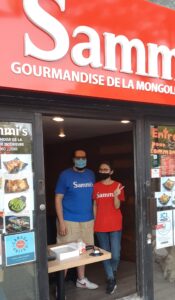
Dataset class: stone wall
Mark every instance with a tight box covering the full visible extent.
[154,246,175,283]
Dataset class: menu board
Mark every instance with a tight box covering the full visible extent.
[150,125,175,249]
[0,122,36,265]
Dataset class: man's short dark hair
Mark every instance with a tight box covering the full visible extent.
[72,149,87,158]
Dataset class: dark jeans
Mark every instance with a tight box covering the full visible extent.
[96,231,122,280]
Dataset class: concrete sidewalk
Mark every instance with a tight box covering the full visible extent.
[117,294,142,300]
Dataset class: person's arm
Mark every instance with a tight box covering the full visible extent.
[113,193,121,209]
[93,200,97,219]
[55,193,67,236]
[113,184,124,209]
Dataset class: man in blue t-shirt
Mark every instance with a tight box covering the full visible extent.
[55,149,98,290]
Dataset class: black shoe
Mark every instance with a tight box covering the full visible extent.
[106,279,117,294]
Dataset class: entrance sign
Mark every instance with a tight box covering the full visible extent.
[1,0,175,105]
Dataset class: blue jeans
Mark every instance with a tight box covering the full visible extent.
[96,231,122,280]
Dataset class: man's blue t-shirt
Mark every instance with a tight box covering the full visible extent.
[55,168,95,222]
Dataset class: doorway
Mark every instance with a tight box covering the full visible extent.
[42,115,137,299]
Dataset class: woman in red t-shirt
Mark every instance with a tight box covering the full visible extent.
[93,161,125,295]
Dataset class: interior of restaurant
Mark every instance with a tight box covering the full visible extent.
[42,115,136,299]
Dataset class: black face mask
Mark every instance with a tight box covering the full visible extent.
[97,173,111,181]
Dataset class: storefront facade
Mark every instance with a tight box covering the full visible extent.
[0,1,175,299]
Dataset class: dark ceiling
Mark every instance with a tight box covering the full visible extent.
[42,116,133,144]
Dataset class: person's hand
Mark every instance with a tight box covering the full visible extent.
[59,221,67,236]
[114,184,124,197]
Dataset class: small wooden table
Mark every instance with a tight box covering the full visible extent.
[48,245,111,300]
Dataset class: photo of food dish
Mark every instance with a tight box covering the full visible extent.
[162,178,175,191]
[5,216,30,233]
[158,193,171,205]
[4,178,29,193]
[8,196,26,213]
[3,157,28,174]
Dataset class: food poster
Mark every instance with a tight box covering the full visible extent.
[0,123,34,232]
[3,172,34,213]
[155,210,173,249]
[153,177,175,208]
[1,154,32,174]
[155,192,172,208]
[5,213,33,234]
[152,177,175,208]
[0,122,35,267]
[4,231,36,266]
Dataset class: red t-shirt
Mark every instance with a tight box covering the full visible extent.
[93,181,125,232]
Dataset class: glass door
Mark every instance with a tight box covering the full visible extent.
[149,124,175,300]
[0,113,49,300]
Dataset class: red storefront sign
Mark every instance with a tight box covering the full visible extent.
[1,0,175,105]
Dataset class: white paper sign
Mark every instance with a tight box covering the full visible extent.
[156,210,173,249]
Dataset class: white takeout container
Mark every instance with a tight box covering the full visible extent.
[50,243,79,260]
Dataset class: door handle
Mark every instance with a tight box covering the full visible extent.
[146,233,152,244]
[39,204,46,211]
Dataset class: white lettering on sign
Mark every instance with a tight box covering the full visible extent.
[11,62,105,85]
[23,0,69,61]
[136,81,175,94]
[22,0,175,81]
[0,127,28,136]
[10,61,175,95]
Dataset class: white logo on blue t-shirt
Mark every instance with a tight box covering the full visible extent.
[73,181,93,188]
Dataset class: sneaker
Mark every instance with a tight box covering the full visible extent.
[106,278,117,294]
[76,277,99,289]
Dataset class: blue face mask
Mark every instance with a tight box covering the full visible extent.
[74,158,87,169]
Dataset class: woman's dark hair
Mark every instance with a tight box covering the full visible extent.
[98,160,113,170]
